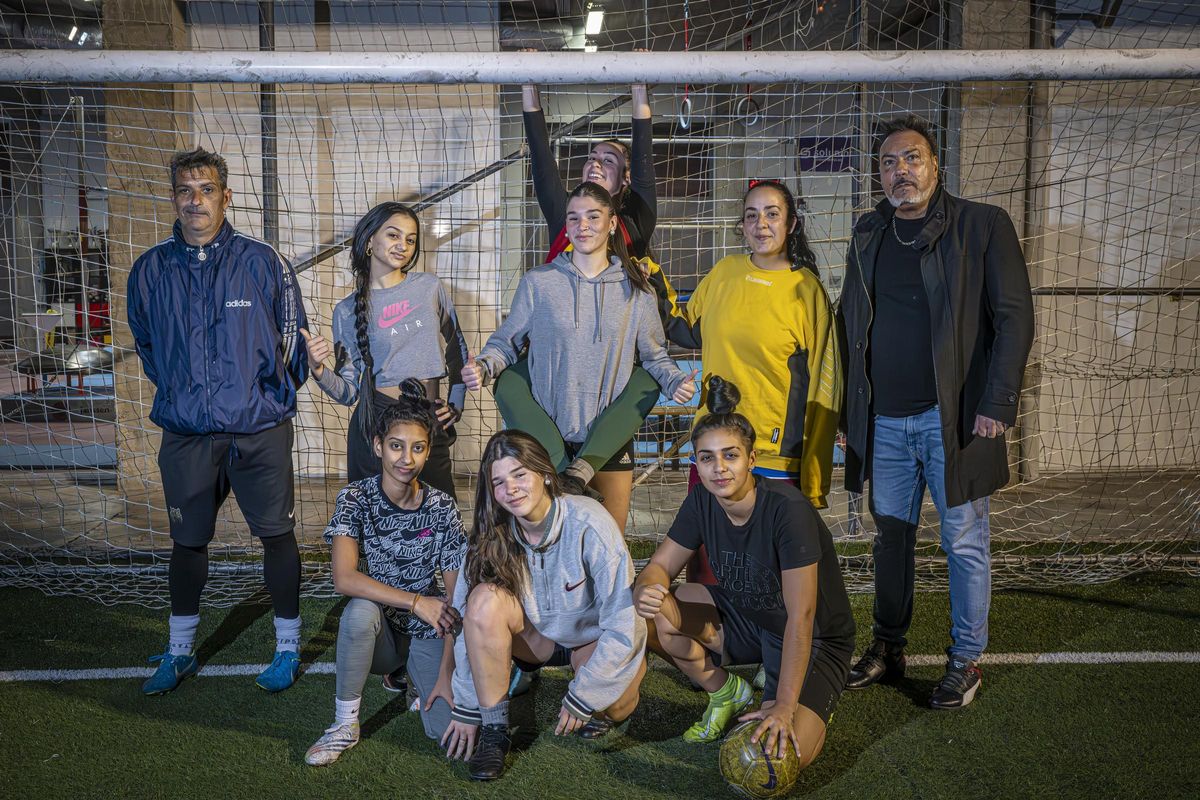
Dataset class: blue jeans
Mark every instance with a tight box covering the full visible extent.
[869,406,991,661]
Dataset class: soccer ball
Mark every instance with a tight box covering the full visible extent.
[718,720,800,799]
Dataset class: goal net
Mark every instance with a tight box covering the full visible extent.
[1,0,1198,606]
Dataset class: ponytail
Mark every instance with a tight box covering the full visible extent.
[373,378,436,444]
[691,375,756,452]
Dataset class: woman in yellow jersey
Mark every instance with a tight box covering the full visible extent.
[667,180,842,582]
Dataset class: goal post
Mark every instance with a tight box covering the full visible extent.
[1,3,1198,606]
[2,47,1200,83]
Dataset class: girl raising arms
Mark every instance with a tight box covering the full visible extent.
[303,202,469,497]
[490,80,682,507]
[305,380,465,766]
[633,377,855,768]
[464,182,696,532]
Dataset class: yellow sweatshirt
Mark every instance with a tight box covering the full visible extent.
[685,255,842,508]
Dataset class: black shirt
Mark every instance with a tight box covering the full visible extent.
[667,479,855,644]
[870,212,938,417]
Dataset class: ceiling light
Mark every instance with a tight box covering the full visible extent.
[584,45,598,53]
[585,10,604,36]
[79,32,89,44]
[67,26,78,41]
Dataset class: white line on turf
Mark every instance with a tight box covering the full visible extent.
[0,652,1197,684]
[0,662,336,683]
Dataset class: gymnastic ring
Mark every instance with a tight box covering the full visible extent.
[735,95,760,126]
[678,96,693,130]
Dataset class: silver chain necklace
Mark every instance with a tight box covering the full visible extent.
[891,216,919,247]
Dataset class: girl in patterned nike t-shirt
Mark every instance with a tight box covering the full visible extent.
[305,380,466,767]
[302,202,469,497]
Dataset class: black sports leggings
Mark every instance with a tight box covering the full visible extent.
[169,531,300,619]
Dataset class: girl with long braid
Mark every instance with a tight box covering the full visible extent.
[303,202,468,499]
[464,182,697,534]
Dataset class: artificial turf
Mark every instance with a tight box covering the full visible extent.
[1,572,1197,799]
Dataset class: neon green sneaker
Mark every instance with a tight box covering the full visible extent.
[683,673,753,743]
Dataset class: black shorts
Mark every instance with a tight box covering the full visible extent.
[157,420,296,547]
[511,641,582,673]
[704,585,853,725]
[563,438,636,473]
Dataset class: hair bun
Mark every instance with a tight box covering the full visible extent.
[397,378,427,405]
[705,375,741,415]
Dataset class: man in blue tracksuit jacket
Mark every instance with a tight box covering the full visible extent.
[128,148,310,696]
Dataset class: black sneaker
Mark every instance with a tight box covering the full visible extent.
[467,724,511,781]
[577,716,614,740]
[845,640,906,690]
[381,668,407,694]
[559,473,605,504]
[929,657,981,710]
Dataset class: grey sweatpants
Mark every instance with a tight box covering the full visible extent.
[335,597,452,742]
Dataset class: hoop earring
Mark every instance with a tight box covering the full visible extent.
[366,245,373,257]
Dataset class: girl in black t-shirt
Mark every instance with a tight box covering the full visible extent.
[633,377,855,766]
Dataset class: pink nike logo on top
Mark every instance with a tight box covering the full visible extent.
[565,578,586,592]
[379,301,416,328]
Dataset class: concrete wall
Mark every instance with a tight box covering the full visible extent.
[1035,24,1200,472]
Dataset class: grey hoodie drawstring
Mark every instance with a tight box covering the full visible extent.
[571,269,581,331]
[561,253,620,343]
[595,279,605,344]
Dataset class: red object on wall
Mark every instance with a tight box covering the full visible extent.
[75,302,111,343]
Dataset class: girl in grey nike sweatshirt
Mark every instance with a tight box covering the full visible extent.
[441,431,647,770]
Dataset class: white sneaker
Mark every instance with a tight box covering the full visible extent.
[305,721,360,767]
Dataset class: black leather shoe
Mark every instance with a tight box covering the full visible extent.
[467,724,511,781]
[577,717,614,740]
[559,473,605,504]
[929,657,981,710]
[845,640,906,690]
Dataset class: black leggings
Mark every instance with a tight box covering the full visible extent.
[169,531,300,619]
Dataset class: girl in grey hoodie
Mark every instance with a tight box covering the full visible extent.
[441,430,648,781]
[463,182,697,533]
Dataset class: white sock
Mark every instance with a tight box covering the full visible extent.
[565,458,596,484]
[274,615,301,653]
[335,697,361,726]
[168,614,199,657]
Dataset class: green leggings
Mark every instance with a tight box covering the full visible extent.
[494,358,660,473]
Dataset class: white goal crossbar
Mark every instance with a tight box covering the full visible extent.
[1,48,1199,84]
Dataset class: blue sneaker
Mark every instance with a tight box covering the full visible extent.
[142,651,198,695]
[508,665,537,698]
[256,650,300,693]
